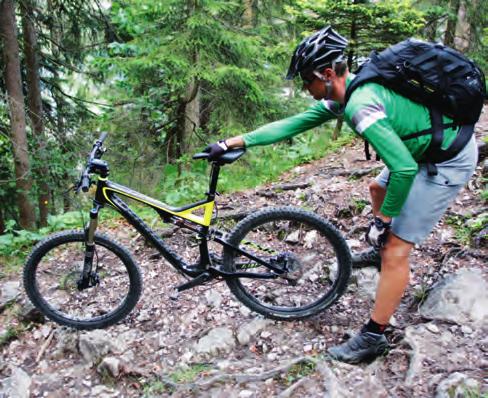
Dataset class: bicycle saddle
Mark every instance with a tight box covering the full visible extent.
[193,148,246,164]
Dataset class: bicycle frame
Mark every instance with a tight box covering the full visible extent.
[82,160,286,288]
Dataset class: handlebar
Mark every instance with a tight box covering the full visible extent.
[76,132,108,193]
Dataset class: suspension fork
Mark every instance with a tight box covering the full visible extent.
[78,202,103,289]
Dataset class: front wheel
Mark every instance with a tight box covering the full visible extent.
[23,230,142,330]
[223,207,351,320]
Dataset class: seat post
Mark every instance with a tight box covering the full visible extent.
[207,162,221,200]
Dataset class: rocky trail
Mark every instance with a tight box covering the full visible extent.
[1,110,487,397]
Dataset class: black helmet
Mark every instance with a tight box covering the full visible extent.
[286,26,348,80]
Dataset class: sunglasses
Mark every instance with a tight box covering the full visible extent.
[300,70,325,86]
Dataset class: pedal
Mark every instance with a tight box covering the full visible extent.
[174,272,212,293]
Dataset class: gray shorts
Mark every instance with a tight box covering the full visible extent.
[375,136,478,244]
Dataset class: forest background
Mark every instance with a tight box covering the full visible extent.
[0,0,487,264]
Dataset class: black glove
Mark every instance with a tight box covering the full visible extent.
[204,140,228,161]
[366,217,391,248]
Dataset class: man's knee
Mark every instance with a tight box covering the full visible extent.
[380,233,413,270]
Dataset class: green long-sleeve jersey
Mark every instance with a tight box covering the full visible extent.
[242,74,459,217]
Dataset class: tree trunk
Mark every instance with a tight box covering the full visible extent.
[444,0,461,47]
[341,4,358,140]
[47,0,71,212]
[0,208,5,235]
[171,80,200,171]
[182,81,200,154]
[21,0,50,227]
[347,11,357,70]
[0,0,36,230]
[332,117,344,140]
[453,0,474,52]
[243,0,258,28]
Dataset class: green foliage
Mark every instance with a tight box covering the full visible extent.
[92,0,295,165]
[156,126,355,206]
[142,379,168,396]
[453,387,487,398]
[281,360,317,385]
[412,283,430,309]
[481,189,488,204]
[351,198,370,214]
[0,325,22,348]
[141,363,212,396]
[445,212,488,246]
[0,211,85,263]
[287,0,425,69]
[169,363,212,383]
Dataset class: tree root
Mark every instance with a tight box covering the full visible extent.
[402,328,422,386]
[277,376,311,398]
[325,166,382,178]
[35,327,55,363]
[165,356,318,393]
[440,246,487,267]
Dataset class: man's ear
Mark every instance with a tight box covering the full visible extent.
[324,68,336,80]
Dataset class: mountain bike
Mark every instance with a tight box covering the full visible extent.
[24,133,352,330]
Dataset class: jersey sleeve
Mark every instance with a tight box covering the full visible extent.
[242,100,341,147]
[344,86,418,217]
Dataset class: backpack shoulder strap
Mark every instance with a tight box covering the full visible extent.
[420,108,474,175]
[344,52,382,105]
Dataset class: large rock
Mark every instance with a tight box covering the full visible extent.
[354,268,379,301]
[318,361,389,397]
[51,328,79,359]
[78,330,114,365]
[435,372,480,398]
[193,327,235,355]
[402,323,485,388]
[18,298,44,323]
[97,356,122,378]
[419,268,488,326]
[0,281,21,311]
[0,366,31,398]
[237,318,272,345]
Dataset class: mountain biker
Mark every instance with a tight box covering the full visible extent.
[204,26,478,364]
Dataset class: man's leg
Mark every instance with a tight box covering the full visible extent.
[328,232,413,363]
[352,180,387,268]
[372,233,413,324]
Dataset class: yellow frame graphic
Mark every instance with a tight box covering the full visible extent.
[102,184,214,226]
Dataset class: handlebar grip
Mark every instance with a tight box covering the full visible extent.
[81,174,91,192]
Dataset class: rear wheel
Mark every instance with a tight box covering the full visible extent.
[23,230,142,330]
[223,207,351,320]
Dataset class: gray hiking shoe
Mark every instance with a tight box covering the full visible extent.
[327,331,389,364]
[351,247,381,270]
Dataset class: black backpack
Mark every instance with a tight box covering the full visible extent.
[345,39,486,173]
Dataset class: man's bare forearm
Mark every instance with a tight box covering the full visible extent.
[224,136,245,149]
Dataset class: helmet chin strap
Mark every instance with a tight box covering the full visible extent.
[324,80,333,100]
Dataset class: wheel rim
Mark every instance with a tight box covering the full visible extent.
[229,216,342,313]
[33,238,133,324]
